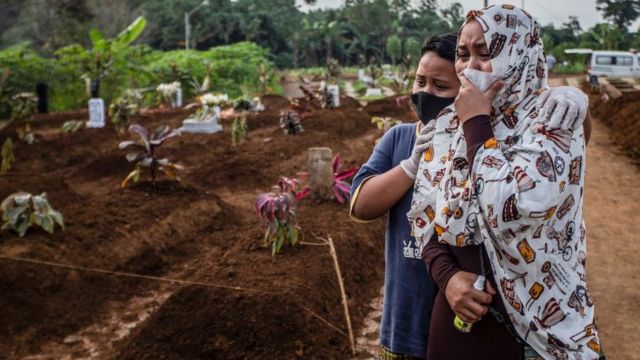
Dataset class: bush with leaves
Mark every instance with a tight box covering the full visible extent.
[10,92,37,122]
[1,138,14,175]
[109,89,143,133]
[280,111,304,134]
[255,177,310,255]
[231,116,248,146]
[1,192,64,237]
[332,154,357,205]
[118,124,182,188]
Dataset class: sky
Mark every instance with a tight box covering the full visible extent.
[298,0,640,30]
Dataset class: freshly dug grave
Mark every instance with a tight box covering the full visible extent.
[587,90,640,162]
[0,94,386,359]
[363,95,417,122]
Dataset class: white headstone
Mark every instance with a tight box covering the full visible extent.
[365,88,383,97]
[327,85,340,107]
[180,105,222,134]
[172,87,183,108]
[86,98,105,128]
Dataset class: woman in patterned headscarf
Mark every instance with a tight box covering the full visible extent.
[410,5,603,360]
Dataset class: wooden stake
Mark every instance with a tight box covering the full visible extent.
[326,236,356,357]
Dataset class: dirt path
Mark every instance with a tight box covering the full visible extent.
[583,118,640,360]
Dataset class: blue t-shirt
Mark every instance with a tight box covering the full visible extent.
[349,123,437,357]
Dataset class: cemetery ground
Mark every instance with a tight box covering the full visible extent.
[0,77,639,359]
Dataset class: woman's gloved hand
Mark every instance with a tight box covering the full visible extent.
[538,86,589,130]
[400,121,435,180]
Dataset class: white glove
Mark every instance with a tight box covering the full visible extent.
[400,122,435,180]
[538,86,589,130]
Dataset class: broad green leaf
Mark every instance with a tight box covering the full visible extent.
[15,217,30,237]
[113,17,147,50]
[89,29,107,52]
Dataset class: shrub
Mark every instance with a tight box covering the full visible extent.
[231,116,248,146]
[109,89,144,133]
[10,92,37,122]
[255,177,309,255]
[119,124,182,188]
[1,192,64,237]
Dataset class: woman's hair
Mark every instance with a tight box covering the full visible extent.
[420,33,457,62]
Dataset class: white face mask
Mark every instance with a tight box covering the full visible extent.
[461,68,501,92]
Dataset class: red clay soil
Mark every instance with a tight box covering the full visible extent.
[0,95,387,358]
[587,90,640,162]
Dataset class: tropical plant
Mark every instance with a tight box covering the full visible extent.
[258,63,275,96]
[231,116,248,146]
[82,16,147,96]
[61,120,85,134]
[255,176,310,255]
[279,111,304,134]
[189,63,213,95]
[332,154,357,205]
[325,57,341,83]
[1,192,64,237]
[109,89,143,133]
[10,92,37,122]
[118,124,182,188]
[1,138,14,175]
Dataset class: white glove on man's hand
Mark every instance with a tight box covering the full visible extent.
[400,121,435,180]
[538,86,589,130]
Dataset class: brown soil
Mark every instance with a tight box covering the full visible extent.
[0,95,387,359]
[363,95,417,122]
[587,90,640,162]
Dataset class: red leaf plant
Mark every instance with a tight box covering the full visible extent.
[333,153,357,205]
[255,177,310,255]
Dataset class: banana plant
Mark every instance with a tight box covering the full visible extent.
[84,16,147,96]
[119,124,182,188]
[1,192,64,237]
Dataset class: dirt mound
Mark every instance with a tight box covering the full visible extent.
[588,90,640,161]
[304,107,372,136]
[339,95,362,109]
[0,98,385,358]
[363,95,417,122]
[115,200,386,359]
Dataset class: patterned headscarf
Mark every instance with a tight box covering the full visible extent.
[409,5,601,359]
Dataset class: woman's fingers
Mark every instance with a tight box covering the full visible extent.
[548,98,569,129]
[483,80,503,102]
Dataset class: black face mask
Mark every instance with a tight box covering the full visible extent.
[411,91,455,125]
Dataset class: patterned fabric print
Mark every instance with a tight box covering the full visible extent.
[408,5,601,360]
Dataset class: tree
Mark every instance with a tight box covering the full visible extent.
[596,0,640,28]
[386,35,402,66]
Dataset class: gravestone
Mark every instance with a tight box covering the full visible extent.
[180,105,222,134]
[327,85,340,107]
[172,87,183,108]
[365,88,383,97]
[308,147,334,201]
[86,98,105,128]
